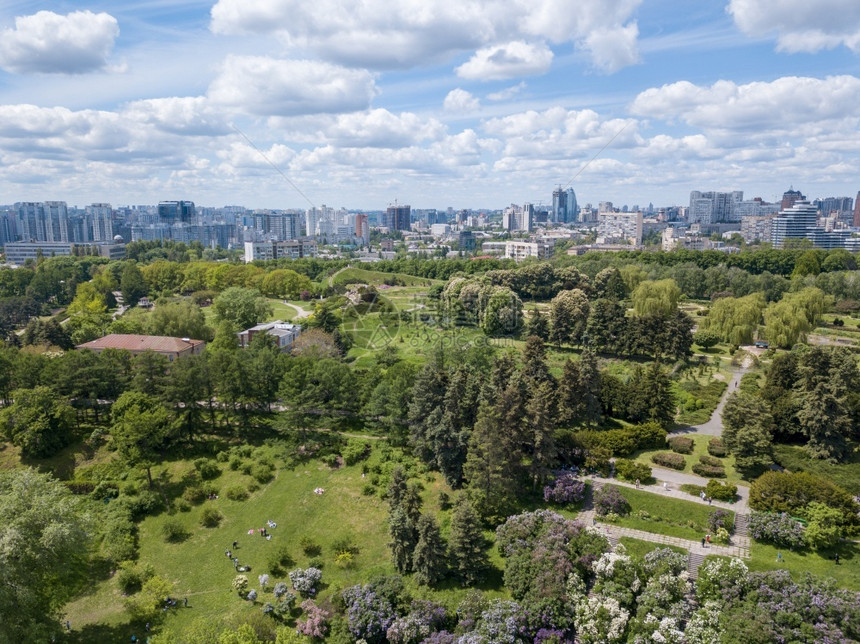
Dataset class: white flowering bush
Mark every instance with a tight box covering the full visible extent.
[289,567,322,597]
[592,551,640,607]
[574,596,629,644]
[684,601,722,644]
[638,615,684,644]
[695,558,748,603]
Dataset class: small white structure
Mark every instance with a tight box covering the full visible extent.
[237,320,301,352]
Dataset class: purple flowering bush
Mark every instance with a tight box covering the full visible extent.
[593,485,630,517]
[457,599,528,644]
[386,600,448,644]
[707,509,734,534]
[748,511,805,548]
[543,473,586,505]
[296,599,330,638]
[342,583,398,644]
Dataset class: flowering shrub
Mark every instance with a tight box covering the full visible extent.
[457,599,528,644]
[296,599,330,638]
[695,558,748,603]
[257,573,269,589]
[639,548,687,581]
[246,589,257,602]
[231,574,248,594]
[593,486,630,517]
[386,600,448,644]
[698,454,722,467]
[289,567,322,597]
[650,452,685,470]
[273,581,289,598]
[574,596,629,644]
[707,509,734,533]
[748,511,805,548]
[592,549,640,607]
[342,584,398,643]
[543,473,586,505]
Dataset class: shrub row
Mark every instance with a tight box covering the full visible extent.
[651,452,686,470]
[574,422,667,457]
[707,437,727,457]
[667,436,694,454]
[699,454,723,467]
[692,463,726,478]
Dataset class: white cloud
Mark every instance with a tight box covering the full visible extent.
[321,110,446,147]
[444,89,480,113]
[582,22,641,73]
[210,0,641,73]
[630,75,860,131]
[456,41,553,80]
[207,55,378,116]
[487,82,527,101]
[728,0,860,53]
[123,98,230,136]
[0,10,119,74]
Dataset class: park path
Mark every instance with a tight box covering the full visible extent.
[679,362,750,437]
[283,302,312,319]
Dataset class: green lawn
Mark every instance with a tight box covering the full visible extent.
[673,376,728,426]
[330,267,442,288]
[633,433,747,487]
[747,541,860,591]
[773,443,860,495]
[618,536,687,559]
[601,485,734,542]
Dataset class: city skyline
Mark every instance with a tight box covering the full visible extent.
[1,1,859,209]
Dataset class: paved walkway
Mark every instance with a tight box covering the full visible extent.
[578,508,750,558]
[584,470,749,512]
[283,302,312,319]
[674,363,750,437]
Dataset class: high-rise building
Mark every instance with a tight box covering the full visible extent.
[854,192,860,228]
[355,214,369,245]
[597,211,642,245]
[15,201,68,242]
[86,203,114,242]
[157,200,195,224]
[688,191,743,224]
[780,188,804,210]
[552,186,578,223]
[771,200,818,248]
[384,204,411,231]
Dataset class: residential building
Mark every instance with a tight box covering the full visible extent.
[854,191,860,228]
[771,200,818,248]
[243,238,317,262]
[77,333,205,360]
[504,239,555,261]
[355,214,369,245]
[741,215,777,243]
[780,188,804,210]
[458,230,476,251]
[157,200,195,224]
[502,203,533,232]
[688,191,743,224]
[237,320,301,352]
[15,201,69,242]
[384,204,411,231]
[86,203,114,242]
[552,186,578,223]
[596,211,643,245]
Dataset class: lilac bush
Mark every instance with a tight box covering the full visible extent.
[386,600,448,644]
[342,583,398,644]
[296,599,330,638]
[748,511,805,548]
[288,567,322,597]
[420,632,457,644]
[456,599,528,644]
[543,472,586,505]
[707,509,734,534]
[593,485,630,517]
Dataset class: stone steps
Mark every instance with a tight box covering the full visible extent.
[734,513,750,537]
[688,550,707,579]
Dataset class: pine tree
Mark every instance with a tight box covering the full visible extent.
[448,498,488,586]
[577,348,602,427]
[557,359,581,426]
[412,514,447,586]
[408,363,448,463]
[526,307,550,341]
[526,380,558,489]
[521,335,553,390]
[463,401,518,519]
[388,505,417,574]
[388,466,407,508]
[642,362,675,427]
[722,391,774,473]
[402,482,424,525]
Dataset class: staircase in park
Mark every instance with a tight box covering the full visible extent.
[687,550,707,579]
[734,513,750,538]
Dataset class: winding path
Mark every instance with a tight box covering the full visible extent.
[676,359,752,437]
[283,302,312,319]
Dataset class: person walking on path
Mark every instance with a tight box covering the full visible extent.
[706,534,711,546]
[663,482,668,491]
[635,479,640,489]
[701,537,706,548]
[184,597,188,607]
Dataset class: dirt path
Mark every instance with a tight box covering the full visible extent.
[283,302,312,319]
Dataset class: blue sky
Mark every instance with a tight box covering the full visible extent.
[1,0,859,211]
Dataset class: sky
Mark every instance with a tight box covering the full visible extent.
[0,0,859,211]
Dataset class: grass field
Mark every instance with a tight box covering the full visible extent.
[747,540,859,590]
[330,267,442,288]
[617,536,687,559]
[633,433,746,486]
[601,485,734,541]
[773,443,860,495]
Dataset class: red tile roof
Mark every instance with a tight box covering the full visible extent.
[77,334,205,354]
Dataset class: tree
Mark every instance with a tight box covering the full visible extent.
[121,261,148,307]
[796,380,853,461]
[0,386,75,458]
[631,279,681,318]
[463,402,518,519]
[110,391,173,487]
[521,335,553,389]
[721,392,774,473]
[693,330,721,350]
[701,293,765,346]
[480,286,522,337]
[585,298,627,354]
[21,318,74,350]
[0,469,89,643]
[212,287,273,331]
[526,380,558,489]
[549,288,589,346]
[626,363,675,427]
[525,307,550,341]
[388,506,417,575]
[407,362,448,465]
[763,287,828,348]
[448,498,488,586]
[149,300,213,340]
[412,514,447,586]
[594,266,627,300]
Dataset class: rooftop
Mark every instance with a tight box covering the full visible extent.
[77,334,205,353]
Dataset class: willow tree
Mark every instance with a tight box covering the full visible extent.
[631,279,681,318]
[702,293,765,345]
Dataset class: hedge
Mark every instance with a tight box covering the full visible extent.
[707,438,727,457]
[667,436,694,454]
[651,452,686,470]
[699,454,722,467]
[692,463,726,478]
[706,480,737,502]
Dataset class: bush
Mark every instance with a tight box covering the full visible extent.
[200,506,223,528]
[161,519,189,543]
[116,560,155,594]
[300,536,322,557]
[651,452,686,470]
[667,436,694,454]
[91,481,119,498]
[707,438,727,457]
[593,485,630,517]
[707,509,734,533]
[251,463,275,484]
[125,490,163,520]
[193,458,221,480]
[229,456,243,471]
[182,485,206,505]
[268,546,295,575]
[225,485,250,501]
[628,422,667,450]
[614,459,652,483]
[201,482,219,497]
[331,537,359,557]
[362,484,376,496]
[699,454,723,467]
[680,483,705,497]
[749,471,859,524]
[289,567,323,597]
[174,498,191,513]
[543,472,586,505]
[216,451,229,463]
[705,480,737,502]
[692,463,726,478]
[438,491,451,510]
[343,440,371,466]
[748,511,805,548]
